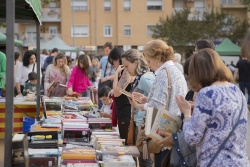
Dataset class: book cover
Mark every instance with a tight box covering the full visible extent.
[119,90,141,103]
[61,148,96,160]
[145,107,158,137]
[101,146,140,157]
[29,156,56,167]
[147,107,182,141]
[48,81,57,90]
[12,134,29,167]
[103,155,136,167]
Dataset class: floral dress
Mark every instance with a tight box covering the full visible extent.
[44,64,70,97]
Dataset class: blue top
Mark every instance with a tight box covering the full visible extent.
[134,72,155,126]
[99,56,108,79]
[183,85,249,167]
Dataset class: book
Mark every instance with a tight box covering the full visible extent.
[12,134,29,167]
[61,148,96,160]
[103,155,136,167]
[101,146,140,157]
[59,84,67,88]
[48,81,57,90]
[29,156,56,167]
[145,107,182,141]
[120,90,142,103]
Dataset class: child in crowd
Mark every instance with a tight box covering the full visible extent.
[67,54,93,97]
[22,72,44,96]
[98,86,113,119]
[90,57,100,104]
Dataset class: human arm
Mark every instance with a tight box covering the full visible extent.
[0,54,6,78]
[15,64,23,95]
[180,91,213,146]
[100,112,112,119]
[233,68,239,84]
[67,66,77,95]
[44,65,51,96]
[22,83,29,96]
[113,65,131,97]
[101,74,114,83]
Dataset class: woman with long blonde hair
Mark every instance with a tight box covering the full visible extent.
[44,53,70,97]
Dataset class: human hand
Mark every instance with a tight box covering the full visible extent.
[132,92,147,104]
[88,86,93,91]
[66,88,73,95]
[100,112,111,118]
[108,89,114,97]
[101,77,107,83]
[115,65,125,75]
[26,89,30,93]
[128,94,140,109]
[175,95,191,116]
[188,101,195,114]
[156,131,174,147]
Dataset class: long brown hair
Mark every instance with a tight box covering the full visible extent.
[53,53,69,77]
[188,48,233,92]
[78,54,90,76]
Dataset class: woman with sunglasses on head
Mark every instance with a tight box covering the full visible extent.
[121,49,155,167]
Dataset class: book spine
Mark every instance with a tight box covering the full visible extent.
[61,154,96,160]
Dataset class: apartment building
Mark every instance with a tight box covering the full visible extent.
[17,0,249,55]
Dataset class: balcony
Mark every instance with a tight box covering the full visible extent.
[172,8,209,21]
[41,8,61,22]
[220,0,246,8]
[19,33,62,46]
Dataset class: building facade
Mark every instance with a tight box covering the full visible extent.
[17,0,249,55]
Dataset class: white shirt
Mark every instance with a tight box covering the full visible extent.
[100,103,112,115]
[15,63,42,85]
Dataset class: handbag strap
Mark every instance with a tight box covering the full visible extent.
[207,95,244,167]
[131,86,138,121]
[163,68,172,110]
[32,63,35,72]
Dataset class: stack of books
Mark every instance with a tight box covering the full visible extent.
[61,147,98,167]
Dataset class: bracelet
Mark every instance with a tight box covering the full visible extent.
[184,114,191,118]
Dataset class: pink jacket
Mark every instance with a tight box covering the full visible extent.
[67,66,92,93]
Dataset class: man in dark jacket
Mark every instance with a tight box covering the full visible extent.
[43,48,59,71]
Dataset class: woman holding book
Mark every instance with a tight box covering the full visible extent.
[44,53,70,97]
[128,40,187,166]
[67,54,93,97]
[121,49,155,167]
[176,49,249,167]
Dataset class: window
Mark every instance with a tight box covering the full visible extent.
[147,25,156,36]
[49,26,58,37]
[104,25,112,37]
[71,0,88,11]
[124,0,131,11]
[104,0,111,11]
[124,25,131,36]
[147,0,162,10]
[49,2,57,8]
[25,26,36,42]
[221,0,234,5]
[71,25,89,37]
[194,0,205,20]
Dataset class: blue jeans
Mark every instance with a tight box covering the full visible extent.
[0,88,2,97]
[98,81,103,109]
[239,82,250,105]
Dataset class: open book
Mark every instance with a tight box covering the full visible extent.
[120,90,142,103]
[48,81,57,90]
[145,107,182,141]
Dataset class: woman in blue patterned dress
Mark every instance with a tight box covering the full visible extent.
[176,48,249,167]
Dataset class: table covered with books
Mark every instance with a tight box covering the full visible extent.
[0,97,43,138]
[12,96,140,167]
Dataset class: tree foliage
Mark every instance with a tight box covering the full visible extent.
[152,9,250,49]
[0,22,6,28]
[239,0,250,10]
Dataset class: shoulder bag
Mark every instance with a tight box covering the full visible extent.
[136,68,171,159]
[127,106,136,146]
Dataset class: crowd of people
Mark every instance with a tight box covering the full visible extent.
[9,30,250,166]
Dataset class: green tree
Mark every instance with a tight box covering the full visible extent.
[239,0,250,10]
[0,22,6,28]
[152,9,250,51]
